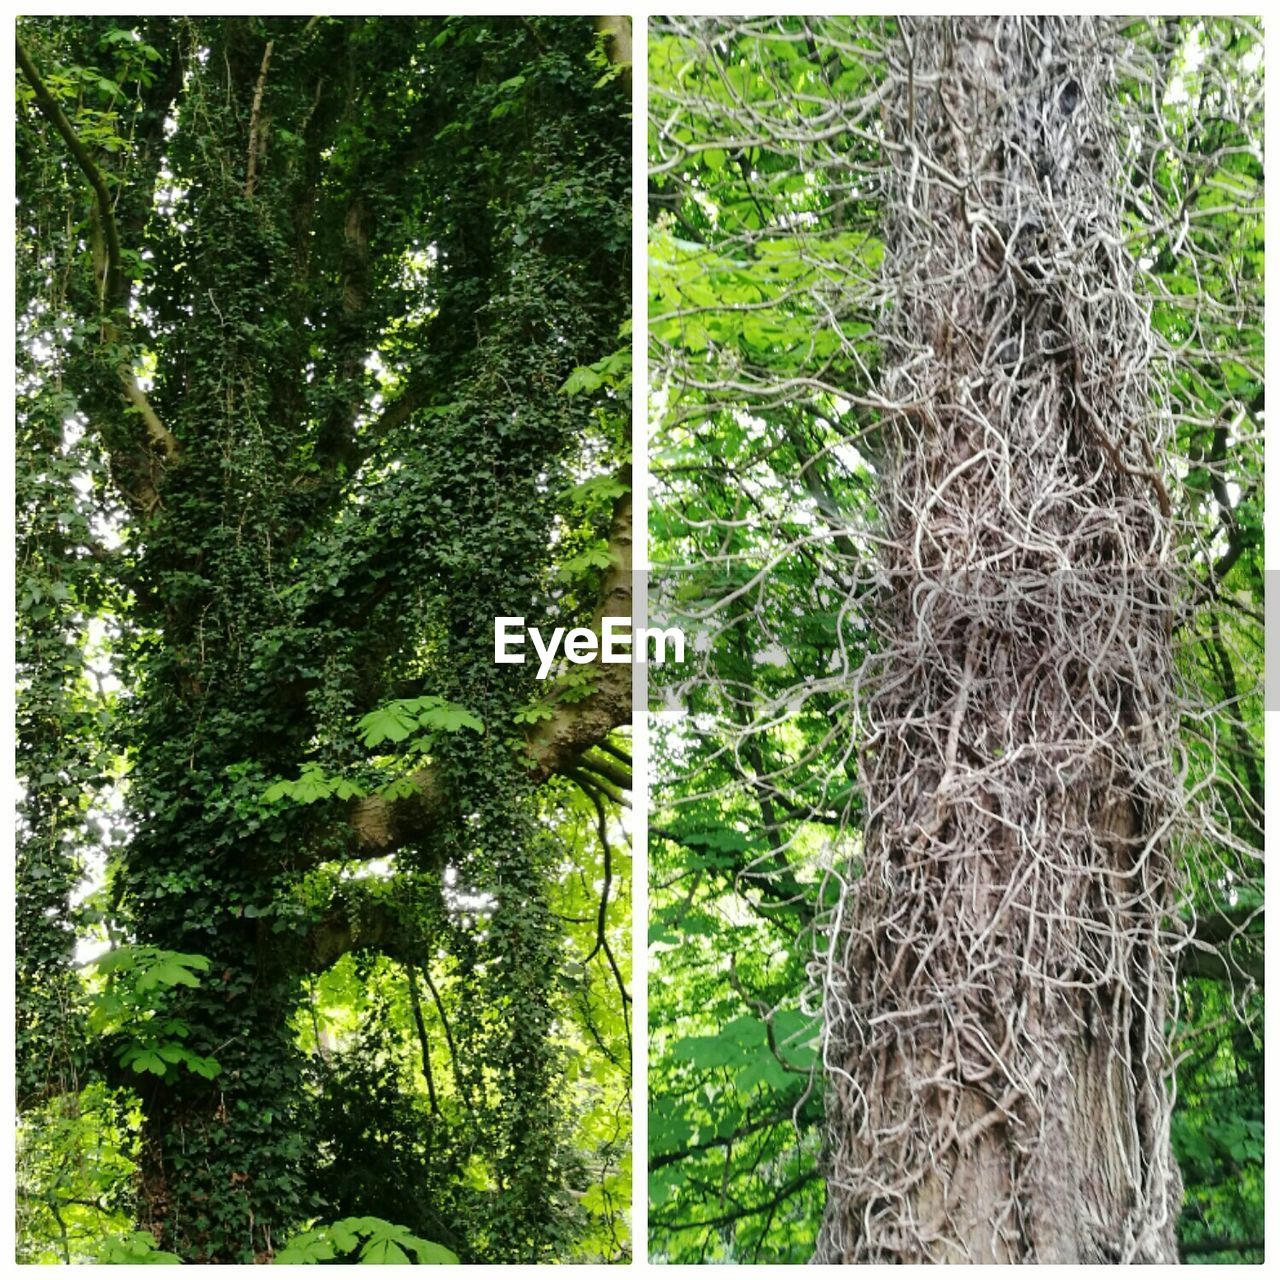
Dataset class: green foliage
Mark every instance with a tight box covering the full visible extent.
[558,540,617,580]
[87,947,222,1081]
[1171,982,1265,1262]
[93,944,209,991]
[356,696,484,747]
[262,763,368,806]
[562,346,631,397]
[17,1085,141,1264]
[18,12,630,1266]
[95,1232,183,1265]
[563,471,630,507]
[275,1216,459,1265]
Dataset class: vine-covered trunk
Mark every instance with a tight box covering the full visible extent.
[134,969,309,1262]
[816,18,1181,1262]
[19,13,630,1265]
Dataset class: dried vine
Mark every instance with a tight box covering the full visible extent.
[649,15,1262,1263]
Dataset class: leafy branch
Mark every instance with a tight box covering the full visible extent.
[17,36,179,506]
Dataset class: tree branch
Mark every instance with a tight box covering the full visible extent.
[580,781,631,1048]
[566,767,627,808]
[303,883,483,1124]
[650,1170,820,1233]
[594,17,632,92]
[302,880,415,971]
[1177,905,1264,988]
[348,484,633,855]
[405,963,440,1115]
[418,962,474,1113]
[1179,1237,1264,1259]
[650,1096,820,1170]
[17,40,121,297]
[17,37,181,477]
[243,39,274,198]
[578,750,633,792]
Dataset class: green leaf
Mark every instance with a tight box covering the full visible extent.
[411,1240,462,1264]
[328,1220,360,1254]
[184,1053,223,1079]
[97,1231,183,1265]
[558,542,616,580]
[360,1239,410,1264]
[357,704,420,747]
[275,1217,458,1267]
[562,472,630,506]
[376,774,421,802]
[418,702,484,733]
[671,1034,742,1069]
[274,1229,336,1265]
[514,701,555,725]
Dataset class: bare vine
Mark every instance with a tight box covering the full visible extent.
[650,15,1262,1263]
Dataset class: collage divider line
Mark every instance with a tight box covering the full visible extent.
[630,12,650,1264]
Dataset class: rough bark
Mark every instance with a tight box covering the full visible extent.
[594,16,632,90]
[815,19,1181,1263]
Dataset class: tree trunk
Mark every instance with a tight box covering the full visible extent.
[15,16,630,1261]
[815,18,1181,1262]
[134,965,309,1262]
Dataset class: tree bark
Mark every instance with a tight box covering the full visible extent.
[815,18,1181,1262]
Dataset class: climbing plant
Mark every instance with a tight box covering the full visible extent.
[17,14,631,1264]
[648,15,1261,1263]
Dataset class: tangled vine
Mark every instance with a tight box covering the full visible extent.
[649,15,1261,1263]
